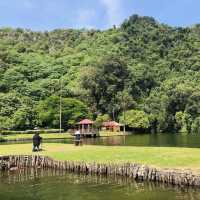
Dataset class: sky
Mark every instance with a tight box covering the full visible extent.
[0,0,200,31]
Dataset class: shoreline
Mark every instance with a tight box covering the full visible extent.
[1,143,200,169]
[0,132,126,143]
[0,137,70,142]
[1,155,200,187]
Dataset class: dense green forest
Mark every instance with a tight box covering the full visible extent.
[0,14,199,133]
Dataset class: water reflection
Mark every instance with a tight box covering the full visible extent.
[0,169,200,200]
[83,134,200,148]
[2,133,200,148]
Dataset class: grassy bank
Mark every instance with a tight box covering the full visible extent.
[2,133,73,141]
[1,143,200,170]
[1,131,123,142]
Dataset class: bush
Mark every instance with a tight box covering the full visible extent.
[0,135,6,142]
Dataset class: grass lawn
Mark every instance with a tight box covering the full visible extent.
[1,131,124,142]
[1,143,200,170]
[2,133,73,141]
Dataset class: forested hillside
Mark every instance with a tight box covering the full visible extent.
[0,14,199,133]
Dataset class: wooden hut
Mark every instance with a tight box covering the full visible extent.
[78,119,97,137]
[102,121,122,132]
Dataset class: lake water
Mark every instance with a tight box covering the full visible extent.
[84,133,200,148]
[0,169,200,200]
[3,133,200,148]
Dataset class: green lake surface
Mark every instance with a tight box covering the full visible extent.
[0,169,200,200]
[3,133,200,148]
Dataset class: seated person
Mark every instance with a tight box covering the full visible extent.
[32,133,42,152]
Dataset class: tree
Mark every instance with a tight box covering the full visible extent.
[119,110,150,130]
[10,106,37,130]
[0,93,36,130]
[81,55,131,116]
[95,114,110,129]
[115,90,136,132]
[175,111,188,134]
[0,16,200,133]
[191,117,200,134]
[36,96,90,129]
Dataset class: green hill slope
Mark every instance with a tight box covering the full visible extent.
[0,14,199,133]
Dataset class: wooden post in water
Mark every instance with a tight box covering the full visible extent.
[1,155,200,187]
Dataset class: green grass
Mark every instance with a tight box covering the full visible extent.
[1,143,200,170]
[2,131,123,141]
[2,133,73,141]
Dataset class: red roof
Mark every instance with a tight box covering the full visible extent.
[78,119,94,125]
[103,121,121,127]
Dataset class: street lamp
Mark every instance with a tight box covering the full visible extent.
[59,75,63,133]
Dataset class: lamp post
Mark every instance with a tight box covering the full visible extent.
[112,107,115,121]
[123,103,126,133]
[59,75,63,133]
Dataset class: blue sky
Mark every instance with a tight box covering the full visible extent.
[0,0,200,30]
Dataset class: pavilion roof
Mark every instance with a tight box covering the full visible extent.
[102,121,122,127]
[78,119,94,125]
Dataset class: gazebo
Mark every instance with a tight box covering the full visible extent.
[102,121,122,132]
[78,119,96,137]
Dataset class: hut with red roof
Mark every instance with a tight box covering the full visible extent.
[78,119,96,137]
[102,121,122,132]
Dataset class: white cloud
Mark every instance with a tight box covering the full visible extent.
[100,0,123,27]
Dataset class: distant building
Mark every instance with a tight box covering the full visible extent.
[102,121,122,132]
[77,119,96,137]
